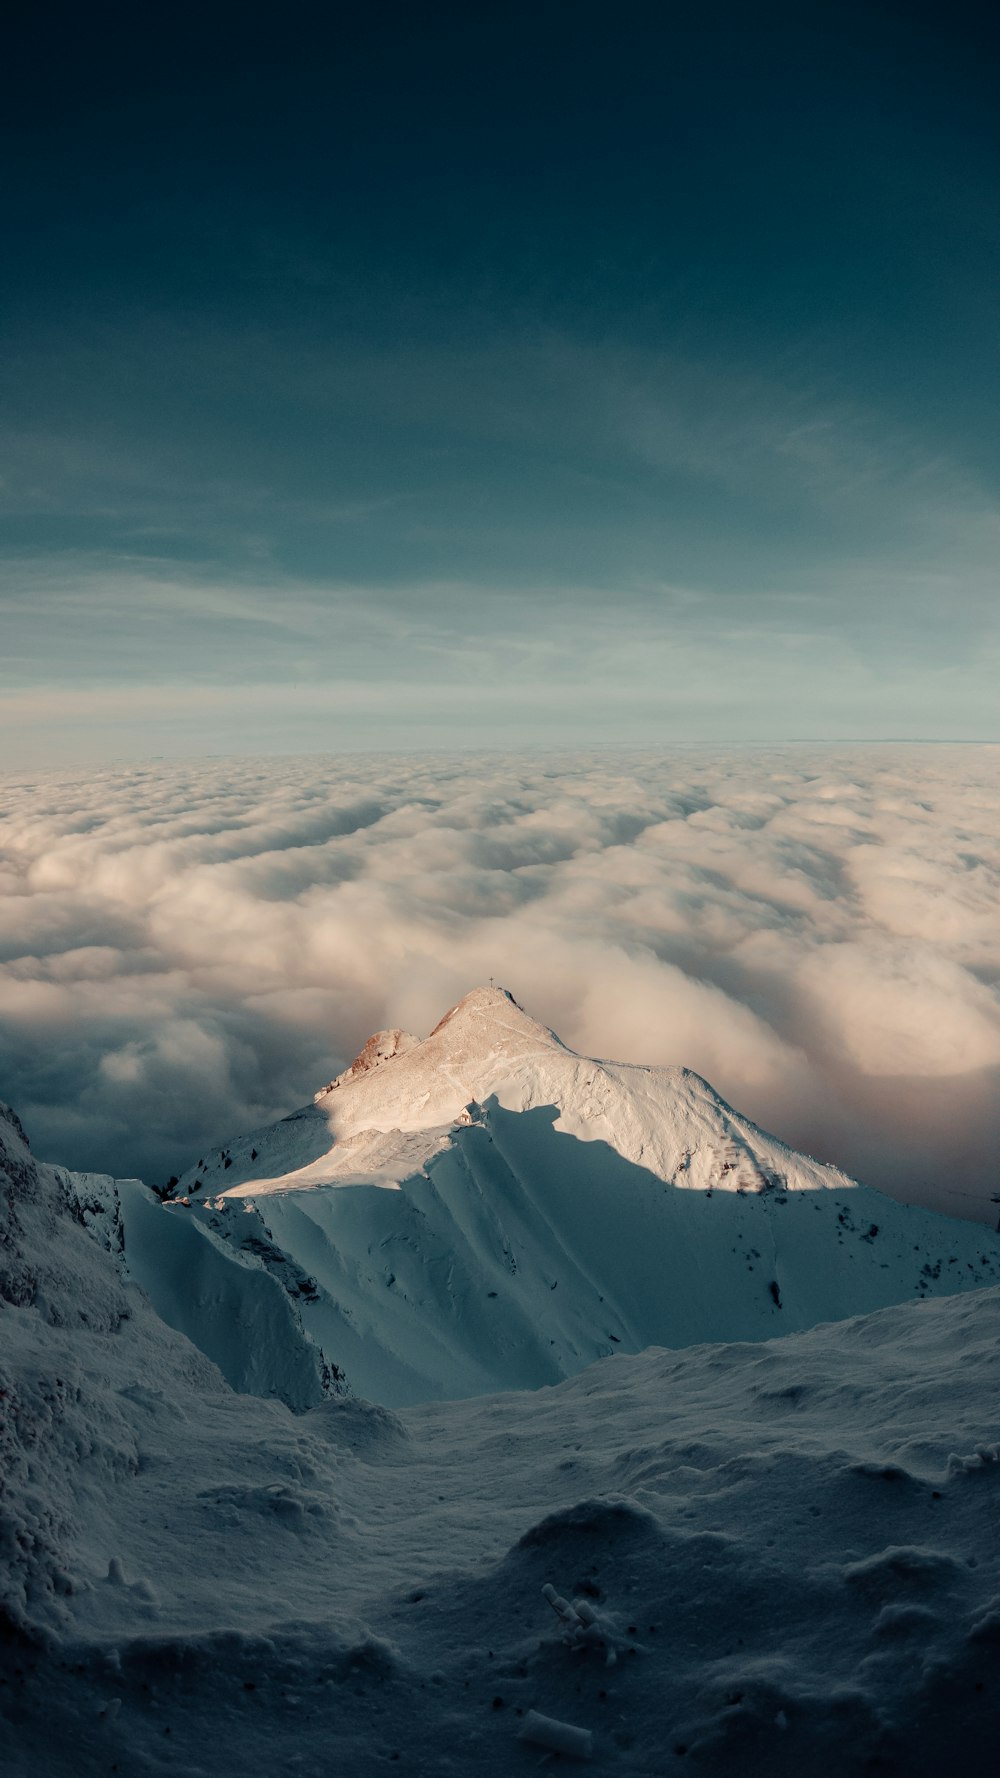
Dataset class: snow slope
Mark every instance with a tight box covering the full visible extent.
[129,987,1000,1408]
[57,1167,333,1409]
[3,1097,1000,1776]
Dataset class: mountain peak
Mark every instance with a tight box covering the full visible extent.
[429,983,558,1042]
[309,985,569,1139]
[431,982,518,1026]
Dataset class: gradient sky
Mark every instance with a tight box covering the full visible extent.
[3,1,998,763]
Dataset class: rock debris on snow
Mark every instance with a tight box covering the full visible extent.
[517,1707,594,1759]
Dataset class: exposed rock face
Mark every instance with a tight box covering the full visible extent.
[315,1027,419,1098]
[0,1102,130,1331]
[1,1102,40,1310]
[0,1103,143,1641]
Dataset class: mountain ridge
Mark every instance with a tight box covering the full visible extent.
[87,985,1000,1409]
[173,984,852,1201]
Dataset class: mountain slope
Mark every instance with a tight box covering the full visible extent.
[4,1097,1000,1776]
[112,987,1000,1409]
[58,1166,332,1408]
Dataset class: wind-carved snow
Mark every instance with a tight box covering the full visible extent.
[115,986,1000,1410]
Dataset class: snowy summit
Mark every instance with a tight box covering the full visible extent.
[86,986,1000,1410]
[174,982,901,1196]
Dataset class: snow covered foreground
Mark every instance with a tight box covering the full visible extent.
[116,988,1000,1408]
[4,1095,1000,1775]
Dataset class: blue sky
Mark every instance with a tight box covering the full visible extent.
[2,2,998,762]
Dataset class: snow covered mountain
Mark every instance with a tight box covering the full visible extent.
[4,1091,1000,1777]
[104,986,1000,1409]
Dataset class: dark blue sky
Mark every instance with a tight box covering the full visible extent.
[3,1,998,760]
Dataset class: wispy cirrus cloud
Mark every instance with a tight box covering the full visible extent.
[3,320,998,762]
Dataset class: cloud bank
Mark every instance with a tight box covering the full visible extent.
[1,746,998,1222]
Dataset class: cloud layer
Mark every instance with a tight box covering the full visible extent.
[1,746,998,1221]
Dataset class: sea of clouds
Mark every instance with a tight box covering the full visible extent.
[1,745,998,1221]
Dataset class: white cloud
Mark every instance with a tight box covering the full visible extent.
[1,745,998,1219]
